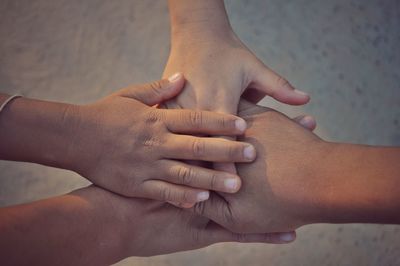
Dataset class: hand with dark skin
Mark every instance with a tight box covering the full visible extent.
[0,100,317,265]
[0,186,294,266]
[192,100,400,233]
[0,73,258,205]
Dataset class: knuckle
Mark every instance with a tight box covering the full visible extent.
[191,139,206,158]
[227,143,240,160]
[141,135,161,149]
[276,76,290,88]
[159,187,172,201]
[221,206,235,227]
[145,109,161,124]
[217,115,228,129]
[209,173,218,190]
[191,228,202,243]
[177,166,195,185]
[235,233,247,243]
[149,80,163,94]
[188,110,204,128]
[193,202,206,216]
[181,190,191,203]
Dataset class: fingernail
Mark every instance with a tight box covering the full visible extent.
[235,119,247,132]
[168,72,182,82]
[181,203,195,208]
[224,178,239,191]
[279,232,295,242]
[244,145,256,160]
[197,191,209,202]
[300,116,313,127]
[294,89,309,96]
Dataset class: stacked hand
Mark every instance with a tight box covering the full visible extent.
[67,73,257,204]
[163,8,310,174]
[192,100,322,233]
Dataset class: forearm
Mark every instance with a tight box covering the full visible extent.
[0,94,78,170]
[0,188,123,266]
[314,143,400,224]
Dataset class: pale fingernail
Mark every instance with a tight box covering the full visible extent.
[244,145,256,160]
[300,116,313,127]
[294,89,309,96]
[235,119,247,132]
[168,72,182,82]
[224,178,239,191]
[197,191,210,202]
[279,232,295,242]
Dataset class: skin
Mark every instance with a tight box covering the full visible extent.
[0,103,315,265]
[165,0,310,174]
[192,101,400,233]
[0,186,294,266]
[0,73,259,205]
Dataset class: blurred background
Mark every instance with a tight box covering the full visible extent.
[0,0,399,265]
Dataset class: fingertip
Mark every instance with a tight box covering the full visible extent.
[235,118,247,132]
[168,72,184,83]
[274,88,310,105]
[243,145,256,161]
[278,231,296,243]
[196,191,210,202]
[223,176,242,193]
[299,115,317,131]
[164,72,185,97]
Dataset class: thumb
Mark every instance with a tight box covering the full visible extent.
[293,115,317,131]
[251,63,310,105]
[120,72,185,106]
[204,223,297,244]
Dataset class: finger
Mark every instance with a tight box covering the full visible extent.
[204,222,296,244]
[160,160,241,193]
[164,135,256,163]
[191,193,233,228]
[242,88,266,104]
[119,72,185,106]
[140,180,210,204]
[213,162,237,174]
[163,109,247,135]
[293,115,317,131]
[213,136,238,174]
[167,201,195,208]
[251,63,310,105]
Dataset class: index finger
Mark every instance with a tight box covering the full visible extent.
[162,109,247,135]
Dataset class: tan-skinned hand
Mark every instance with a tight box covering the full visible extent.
[68,74,257,204]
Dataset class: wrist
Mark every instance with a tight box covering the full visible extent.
[0,96,79,170]
[69,187,128,263]
[291,140,339,226]
[169,0,236,47]
[310,143,400,225]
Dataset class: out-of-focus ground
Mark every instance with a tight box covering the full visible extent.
[0,0,399,265]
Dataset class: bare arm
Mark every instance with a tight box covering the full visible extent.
[0,186,290,265]
[192,103,400,233]
[315,143,400,224]
[0,189,122,266]
[0,93,78,169]
[0,75,258,204]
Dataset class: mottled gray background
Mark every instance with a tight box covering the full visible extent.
[0,0,399,265]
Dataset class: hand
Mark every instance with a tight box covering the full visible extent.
[66,74,257,204]
[163,20,310,174]
[191,100,325,233]
[163,28,310,114]
[71,186,295,260]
